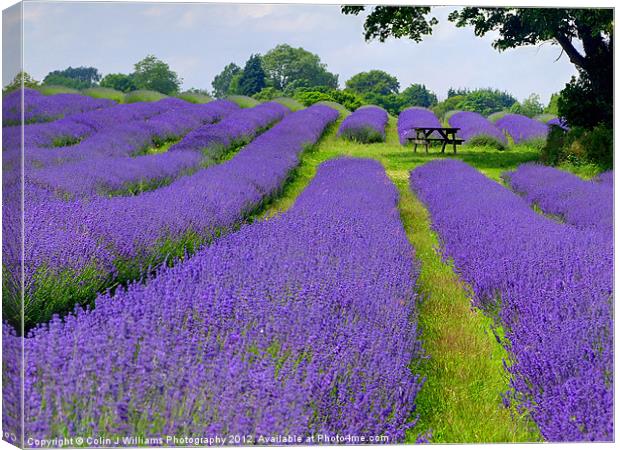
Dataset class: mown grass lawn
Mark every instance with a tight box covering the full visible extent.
[257,115,542,443]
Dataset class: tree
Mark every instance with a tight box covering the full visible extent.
[238,54,266,96]
[510,93,544,118]
[345,70,400,97]
[183,87,211,96]
[345,71,403,114]
[261,44,338,91]
[294,90,335,107]
[292,87,365,111]
[3,71,39,93]
[432,95,466,120]
[211,63,241,98]
[228,73,243,96]
[400,84,438,108]
[346,70,403,114]
[457,88,517,116]
[447,87,470,98]
[342,6,612,128]
[253,87,284,101]
[100,73,137,92]
[132,55,182,95]
[545,93,560,115]
[43,66,101,89]
[329,89,365,111]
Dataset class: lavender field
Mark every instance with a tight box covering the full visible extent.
[1,86,613,445]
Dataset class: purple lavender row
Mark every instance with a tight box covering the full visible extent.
[397,107,441,145]
[2,88,114,125]
[410,160,612,441]
[14,105,339,327]
[3,97,192,152]
[169,101,289,160]
[18,100,238,171]
[10,157,422,443]
[28,102,287,199]
[2,99,238,227]
[447,111,507,146]
[504,163,613,232]
[2,98,234,185]
[337,105,388,143]
[495,113,549,144]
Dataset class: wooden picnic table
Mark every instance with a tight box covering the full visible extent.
[406,127,464,154]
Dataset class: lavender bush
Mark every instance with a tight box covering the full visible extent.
[7,157,423,445]
[504,164,613,232]
[495,113,549,144]
[397,107,441,145]
[337,105,388,143]
[448,111,507,149]
[410,160,612,441]
[6,104,338,329]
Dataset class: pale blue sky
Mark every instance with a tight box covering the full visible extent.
[7,1,578,102]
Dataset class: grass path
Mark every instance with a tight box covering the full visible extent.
[258,115,540,442]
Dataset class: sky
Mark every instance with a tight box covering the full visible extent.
[4,1,579,103]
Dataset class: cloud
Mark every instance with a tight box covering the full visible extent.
[235,4,276,19]
[255,12,329,33]
[142,6,165,18]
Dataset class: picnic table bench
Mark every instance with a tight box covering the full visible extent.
[406,127,464,154]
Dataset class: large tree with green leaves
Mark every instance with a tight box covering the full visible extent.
[345,70,402,114]
[100,73,137,92]
[3,71,39,93]
[346,70,399,97]
[342,7,612,128]
[457,88,517,116]
[132,55,182,95]
[510,93,545,118]
[261,44,338,91]
[43,66,101,89]
[211,63,241,98]
[238,54,266,96]
[400,83,438,108]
